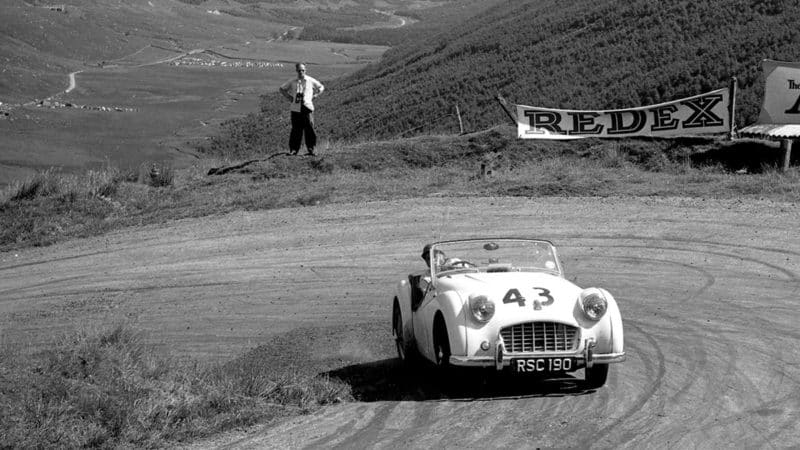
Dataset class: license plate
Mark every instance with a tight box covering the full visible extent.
[513,357,574,373]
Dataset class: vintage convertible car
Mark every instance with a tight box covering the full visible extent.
[391,238,625,388]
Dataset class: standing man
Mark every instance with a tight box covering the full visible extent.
[279,62,325,156]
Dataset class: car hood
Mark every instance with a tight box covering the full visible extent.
[436,271,583,322]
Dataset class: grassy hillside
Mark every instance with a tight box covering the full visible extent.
[4,126,799,251]
[208,0,800,154]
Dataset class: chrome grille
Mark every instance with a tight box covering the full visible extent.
[500,322,579,353]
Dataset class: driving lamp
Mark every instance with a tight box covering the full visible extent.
[469,294,495,323]
[580,288,608,321]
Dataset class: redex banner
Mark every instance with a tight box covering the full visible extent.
[516,88,730,140]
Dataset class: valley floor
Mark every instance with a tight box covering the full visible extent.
[0,39,386,188]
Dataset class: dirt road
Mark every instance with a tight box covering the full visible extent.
[1,197,799,448]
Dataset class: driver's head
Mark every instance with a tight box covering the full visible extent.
[421,244,432,266]
[432,250,446,267]
[421,244,446,268]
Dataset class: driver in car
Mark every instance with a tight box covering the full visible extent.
[421,244,446,268]
[409,244,443,310]
[421,244,476,271]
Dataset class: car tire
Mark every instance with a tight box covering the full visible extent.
[433,318,451,369]
[585,363,609,388]
[393,302,414,364]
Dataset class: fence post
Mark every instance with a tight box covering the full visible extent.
[782,139,793,172]
[495,94,517,127]
[728,76,737,140]
[455,104,464,134]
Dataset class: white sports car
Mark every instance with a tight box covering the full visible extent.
[392,238,625,388]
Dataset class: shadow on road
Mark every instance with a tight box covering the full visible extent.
[325,358,597,402]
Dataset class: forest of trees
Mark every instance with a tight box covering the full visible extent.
[206,0,800,156]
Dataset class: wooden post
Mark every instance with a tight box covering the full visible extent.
[728,76,737,140]
[455,104,464,134]
[495,94,517,127]
[782,139,793,172]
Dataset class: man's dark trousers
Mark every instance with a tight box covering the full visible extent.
[289,105,316,154]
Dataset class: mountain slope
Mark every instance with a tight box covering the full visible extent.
[214,0,799,152]
[324,0,799,138]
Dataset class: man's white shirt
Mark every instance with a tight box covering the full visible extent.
[281,76,324,112]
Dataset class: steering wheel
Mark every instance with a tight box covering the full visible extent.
[448,259,476,268]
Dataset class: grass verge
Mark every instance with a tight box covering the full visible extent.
[2,126,799,253]
[0,324,350,448]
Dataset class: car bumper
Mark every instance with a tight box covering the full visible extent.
[448,338,626,370]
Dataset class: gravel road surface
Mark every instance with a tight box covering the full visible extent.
[2,197,798,448]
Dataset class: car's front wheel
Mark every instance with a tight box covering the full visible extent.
[433,316,451,368]
[585,364,609,388]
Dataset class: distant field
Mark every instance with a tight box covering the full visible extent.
[0,0,405,188]
[0,41,386,188]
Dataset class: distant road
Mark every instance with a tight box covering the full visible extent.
[65,70,82,93]
[58,47,204,97]
[267,26,298,42]
[340,10,417,31]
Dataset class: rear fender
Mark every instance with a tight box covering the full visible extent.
[394,279,414,344]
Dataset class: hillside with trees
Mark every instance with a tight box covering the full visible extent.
[207,0,800,155]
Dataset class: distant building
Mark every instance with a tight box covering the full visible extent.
[42,4,66,12]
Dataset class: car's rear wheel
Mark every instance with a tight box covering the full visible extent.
[585,363,609,388]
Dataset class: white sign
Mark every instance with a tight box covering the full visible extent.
[756,60,800,125]
[517,89,731,140]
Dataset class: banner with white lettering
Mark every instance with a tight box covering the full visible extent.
[516,89,730,140]
[756,60,800,124]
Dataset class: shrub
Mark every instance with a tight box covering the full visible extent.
[138,162,174,188]
[7,168,63,201]
[86,167,122,197]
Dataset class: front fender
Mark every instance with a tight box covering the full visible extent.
[433,290,467,356]
[602,288,625,355]
[576,288,624,355]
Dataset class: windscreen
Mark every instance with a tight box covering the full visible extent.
[430,239,561,277]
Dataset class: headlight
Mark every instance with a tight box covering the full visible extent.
[580,288,608,321]
[469,294,495,323]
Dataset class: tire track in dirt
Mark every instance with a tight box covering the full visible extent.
[2,197,798,447]
[589,319,667,447]
[308,205,796,447]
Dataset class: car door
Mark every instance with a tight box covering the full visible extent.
[412,275,437,361]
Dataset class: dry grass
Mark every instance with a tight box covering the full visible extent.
[0,163,173,250]
[0,324,350,448]
[1,127,799,252]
